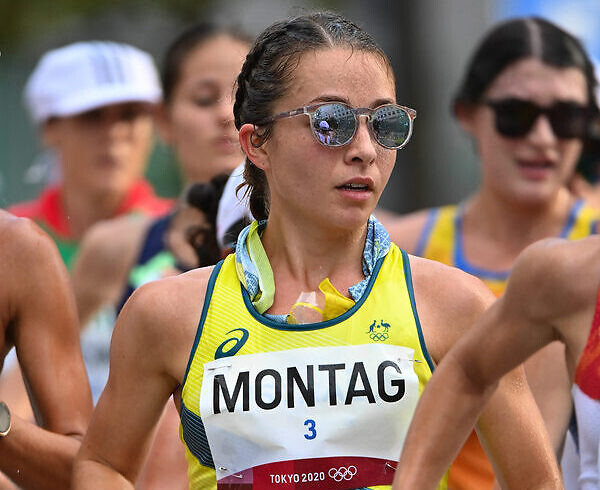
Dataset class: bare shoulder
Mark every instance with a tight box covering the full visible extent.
[506,237,600,323]
[119,265,215,339]
[386,208,433,253]
[0,210,48,250]
[0,213,74,343]
[113,265,216,380]
[0,212,62,274]
[407,254,495,363]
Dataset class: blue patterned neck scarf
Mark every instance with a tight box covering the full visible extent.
[235,215,391,322]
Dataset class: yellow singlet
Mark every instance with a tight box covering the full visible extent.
[414,199,598,489]
[179,244,446,490]
[416,200,598,297]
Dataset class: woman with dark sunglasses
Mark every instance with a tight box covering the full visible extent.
[393,235,600,490]
[388,17,600,489]
[73,12,559,489]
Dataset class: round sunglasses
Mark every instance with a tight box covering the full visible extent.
[256,102,417,150]
[483,98,591,139]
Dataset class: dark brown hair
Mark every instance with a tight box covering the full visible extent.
[162,22,252,104]
[453,17,597,112]
[233,11,392,220]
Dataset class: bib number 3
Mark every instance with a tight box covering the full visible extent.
[304,419,317,440]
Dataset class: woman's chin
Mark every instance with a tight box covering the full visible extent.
[323,209,374,232]
[505,183,563,208]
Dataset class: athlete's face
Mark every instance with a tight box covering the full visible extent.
[250,48,397,231]
[158,35,248,184]
[43,102,154,198]
[459,58,587,206]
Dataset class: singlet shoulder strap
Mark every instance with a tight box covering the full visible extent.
[137,214,172,263]
[415,205,457,263]
[400,249,435,373]
[562,199,599,240]
[414,208,440,256]
[181,258,227,389]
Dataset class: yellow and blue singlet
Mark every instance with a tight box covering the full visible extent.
[414,199,598,489]
[179,244,446,490]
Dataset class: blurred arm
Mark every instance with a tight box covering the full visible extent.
[1,218,93,489]
[71,216,148,326]
[393,245,569,489]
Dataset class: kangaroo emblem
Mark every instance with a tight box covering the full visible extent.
[367,319,390,342]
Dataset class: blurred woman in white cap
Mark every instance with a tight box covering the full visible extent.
[1,40,171,488]
[9,41,171,269]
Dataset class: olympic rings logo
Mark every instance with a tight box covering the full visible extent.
[328,466,357,482]
[369,331,389,341]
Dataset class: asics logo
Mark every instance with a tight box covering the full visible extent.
[215,328,249,359]
[328,465,357,482]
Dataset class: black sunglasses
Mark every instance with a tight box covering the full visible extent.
[256,102,417,150]
[483,98,591,139]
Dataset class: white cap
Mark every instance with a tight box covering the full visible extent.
[24,41,162,124]
[216,161,254,249]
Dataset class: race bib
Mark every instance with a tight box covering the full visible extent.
[199,344,420,489]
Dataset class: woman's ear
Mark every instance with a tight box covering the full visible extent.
[41,120,58,147]
[454,101,477,135]
[154,103,174,145]
[239,123,269,171]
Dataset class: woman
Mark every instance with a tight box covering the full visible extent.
[74,12,560,489]
[393,236,600,490]
[10,41,171,269]
[387,17,600,489]
[69,24,250,490]
[73,23,251,328]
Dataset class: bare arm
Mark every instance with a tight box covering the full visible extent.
[73,271,209,488]
[71,215,149,326]
[522,341,573,456]
[0,217,93,489]
[393,239,600,489]
[474,365,560,490]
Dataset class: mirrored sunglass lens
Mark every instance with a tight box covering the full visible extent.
[312,104,355,146]
[372,106,411,148]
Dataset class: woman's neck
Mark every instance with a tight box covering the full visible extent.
[261,210,368,314]
[463,186,575,258]
[60,184,127,239]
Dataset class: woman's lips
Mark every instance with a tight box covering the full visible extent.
[516,158,555,180]
[335,177,374,201]
[214,136,240,154]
